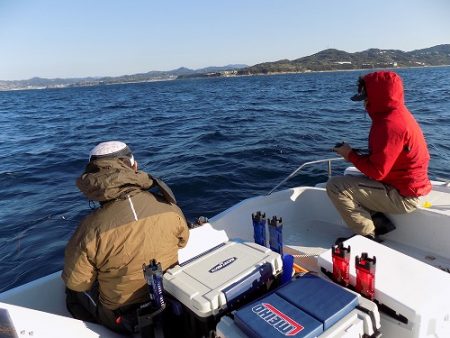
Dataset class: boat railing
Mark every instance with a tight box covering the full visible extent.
[267,157,344,195]
[436,177,450,187]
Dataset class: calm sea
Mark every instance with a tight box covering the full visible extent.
[1,67,449,292]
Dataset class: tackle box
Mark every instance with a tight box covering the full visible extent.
[318,235,450,338]
[162,240,283,337]
[216,273,380,338]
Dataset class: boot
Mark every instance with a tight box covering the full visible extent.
[372,212,396,235]
[335,233,382,245]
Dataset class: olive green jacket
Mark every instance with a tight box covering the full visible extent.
[62,158,189,310]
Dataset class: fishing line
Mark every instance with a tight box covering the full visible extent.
[46,215,79,223]
[429,143,450,163]
[428,143,450,182]
[15,160,167,228]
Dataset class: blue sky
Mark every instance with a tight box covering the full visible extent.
[1,0,449,81]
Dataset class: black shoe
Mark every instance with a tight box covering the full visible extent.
[334,235,355,245]
[372,212,396,236]
[364,234,383,243]
[335,233,383,245]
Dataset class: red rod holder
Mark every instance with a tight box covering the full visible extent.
[332,243,351,286]
[355,253,376,300]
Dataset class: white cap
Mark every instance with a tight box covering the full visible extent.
[89,141,134,166]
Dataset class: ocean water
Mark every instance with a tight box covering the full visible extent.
[0,67,449,292]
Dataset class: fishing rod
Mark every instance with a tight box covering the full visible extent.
[429,143,450,184]
[429,143,450,163]
[268,142,450,196]
[267,140,372,196]
[18,142,449,227]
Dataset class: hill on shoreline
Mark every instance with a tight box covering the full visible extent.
[237,44,450,75]
[1,44,449,91]
[0,65,248,91]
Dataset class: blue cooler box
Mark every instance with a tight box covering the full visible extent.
[233,274,358,338]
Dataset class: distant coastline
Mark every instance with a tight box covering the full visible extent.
[1,44,449,91]
[226,64,450,77]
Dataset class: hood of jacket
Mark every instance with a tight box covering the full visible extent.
[76,158,153,202]
[364,71,405,119]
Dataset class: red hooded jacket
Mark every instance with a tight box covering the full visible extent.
[348,71,431,197]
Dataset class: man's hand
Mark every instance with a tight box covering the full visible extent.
[333,142,352,161]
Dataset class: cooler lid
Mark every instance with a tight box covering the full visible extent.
[276,274,358,330]
[182,241,274,290]
[178,223,229,264]
[235,293,323,338]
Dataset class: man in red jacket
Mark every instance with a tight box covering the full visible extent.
[327,71,431,241]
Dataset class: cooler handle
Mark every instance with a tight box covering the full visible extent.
[222,263,273,307]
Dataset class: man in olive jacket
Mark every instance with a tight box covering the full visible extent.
[62,141,189,333]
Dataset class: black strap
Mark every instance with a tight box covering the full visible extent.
[355,305,382,337]
[151,176,177,204]
[113,304,140,333]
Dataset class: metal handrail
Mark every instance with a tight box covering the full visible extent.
[267,157,344,195]
[436,177,450,187]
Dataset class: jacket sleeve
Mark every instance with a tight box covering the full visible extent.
[348,121,404,180]
[177,215,190,249]
[61,220,97,292]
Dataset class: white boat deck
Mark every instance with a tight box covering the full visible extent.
[0,301,124,338]
[211,183,450,275]
[283,217,450,275]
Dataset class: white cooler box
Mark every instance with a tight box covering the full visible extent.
[318,235,450,338]
[162,240,283,337]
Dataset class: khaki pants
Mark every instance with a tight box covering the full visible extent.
[326,175,419,236]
